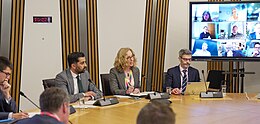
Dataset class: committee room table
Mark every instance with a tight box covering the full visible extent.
[69,94,260,124]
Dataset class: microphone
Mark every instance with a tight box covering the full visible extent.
[201,70,208,92]
[20,91,40,109]
[88,79,119,106]
[200,70,223,98]
[88,79,105,100]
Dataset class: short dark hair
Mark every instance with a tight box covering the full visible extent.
[179,49,192,57]
[40,87,69,113]
[0,56,13,71]
[67,52,85,67]
[137,101,176,124]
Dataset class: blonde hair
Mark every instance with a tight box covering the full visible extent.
[114,48,137,72]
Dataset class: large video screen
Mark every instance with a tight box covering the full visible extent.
[189,1,260,61]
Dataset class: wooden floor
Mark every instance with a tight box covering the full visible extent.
[69,94,260,124]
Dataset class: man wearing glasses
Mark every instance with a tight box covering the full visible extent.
[0,56,28,120]
[165,49,200,95]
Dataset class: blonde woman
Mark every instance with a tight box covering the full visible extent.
[109,48,140,95]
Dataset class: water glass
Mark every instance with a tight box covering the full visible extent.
[79,98,85,105]
[221,85,226,96]
[166,87,172,95]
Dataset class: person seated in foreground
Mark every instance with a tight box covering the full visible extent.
[17,87,70,124]
[0,56,28,120]
[137,100,176,124]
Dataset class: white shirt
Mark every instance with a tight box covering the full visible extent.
[70,70,79,94]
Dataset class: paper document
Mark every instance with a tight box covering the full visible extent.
[130,91,155,97]
[73,104,97,109]
[114,95,132,98]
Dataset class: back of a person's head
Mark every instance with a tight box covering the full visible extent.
[137,101,176,124]
[0,56,13,71]
[67,52,85,67]
[40,87,69,113]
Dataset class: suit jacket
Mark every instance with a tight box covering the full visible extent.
[16,114,63,124]
[55,68,102,103]
[109,67,140,95]
[0,91,16,120]
[165,66,200,90]
[199,32,211,39]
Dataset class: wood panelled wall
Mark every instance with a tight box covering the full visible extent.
[60,0,99,87]
[60,0,80,69]
[141,0,169,92]
[9,0,25,110]
[85,0,99,88]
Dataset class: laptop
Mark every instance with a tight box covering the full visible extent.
[185,82,209,95]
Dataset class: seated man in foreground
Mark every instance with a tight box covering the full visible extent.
[137,100,176,124]
[17,87,70,124]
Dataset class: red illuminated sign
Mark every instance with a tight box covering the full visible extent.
[33,16,52,23]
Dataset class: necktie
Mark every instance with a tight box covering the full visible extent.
[76,75,84,93]
[181,70,187,94]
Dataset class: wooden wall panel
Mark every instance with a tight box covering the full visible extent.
[9,0,25,110]
[60,0,79,69]
[86,0,99,88]
[60,0,99,87]
[142,0,169,92]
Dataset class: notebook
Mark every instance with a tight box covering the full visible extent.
[185,82,209,95]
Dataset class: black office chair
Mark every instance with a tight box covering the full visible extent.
[100,73,112,96]
[207,70,225,91]
[162,72,167,92]
[42,78,57,90]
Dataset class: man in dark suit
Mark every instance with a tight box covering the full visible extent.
[165,49,200,95]
[17,87,70,124]
[0,56,28,120]
[55,52,102,103]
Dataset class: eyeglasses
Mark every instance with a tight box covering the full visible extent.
[181,57,192,61]
[126,56,135,60]
[0,70,11,78]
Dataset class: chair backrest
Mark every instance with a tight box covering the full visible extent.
[100,73,112,96]
[207,70,225,90]
[162,72,167,92]
[42,78,56,90]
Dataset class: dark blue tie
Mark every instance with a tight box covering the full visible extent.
[181,70,187,94]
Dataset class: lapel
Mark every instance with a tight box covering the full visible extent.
[176,66,181,85]
[66,69,75,94]
[188,67,192,82]
[80,71,88,92]
[118,71,126,90]
[132,67,138,87]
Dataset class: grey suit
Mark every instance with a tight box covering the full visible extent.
[55,68,102,103]
[109,67,140,95]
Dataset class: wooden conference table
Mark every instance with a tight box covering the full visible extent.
[69,93,260,124]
